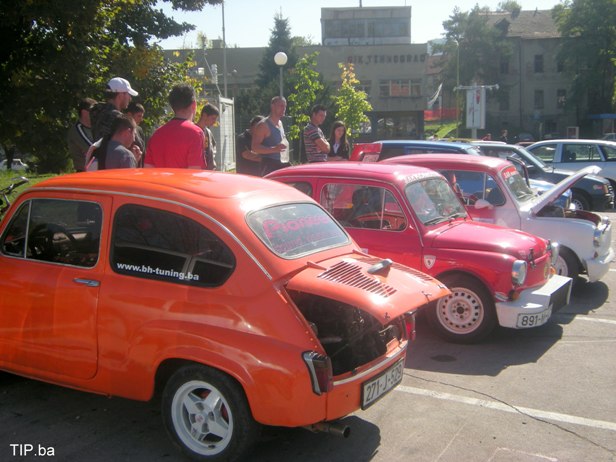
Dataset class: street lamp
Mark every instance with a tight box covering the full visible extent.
[274,51,288,97]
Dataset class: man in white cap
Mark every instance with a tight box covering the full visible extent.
[90,76,139,169]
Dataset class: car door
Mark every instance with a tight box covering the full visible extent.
[316,180,423,270]
[0,194,110,379]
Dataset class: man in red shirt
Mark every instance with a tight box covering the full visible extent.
[145,84,205,169]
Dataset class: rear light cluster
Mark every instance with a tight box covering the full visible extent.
[303,351,333,395]
[404,311,416,341]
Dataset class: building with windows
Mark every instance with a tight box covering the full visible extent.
[166,6,576,141]
[482,9,576,140]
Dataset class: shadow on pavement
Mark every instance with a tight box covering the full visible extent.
[406,313,563,377]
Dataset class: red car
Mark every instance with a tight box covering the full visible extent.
[0,170,449,461]
[267,162,572,343]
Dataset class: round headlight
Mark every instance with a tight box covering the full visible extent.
[512,260,527,285]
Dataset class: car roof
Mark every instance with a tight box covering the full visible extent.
[31,169,307,213]
[268,161,441,182]
[372,140,476,149]
[530,139,616,146]
[381,153,510,173]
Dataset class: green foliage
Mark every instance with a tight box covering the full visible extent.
[0,0,220,173]
[287,53,325,141]
[332,63,372,141]
[441,6,512,88]
[553,0,616,114]
[497,1,522,16]
[256,13,297,88]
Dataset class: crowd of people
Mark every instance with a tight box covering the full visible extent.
[67,76,352,177]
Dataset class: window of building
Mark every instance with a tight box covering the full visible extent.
[499,89,510,111]
[1,199,102,267]
[112,204,235,287]
[557,89,566,109]
[368,19,409,38]
[379,79,421,97]
[534,90,544,109]
[534,54,544,73]
[556,59,564,73]
[500,58,509,74]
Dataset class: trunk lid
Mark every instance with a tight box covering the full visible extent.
[286,253,449,323]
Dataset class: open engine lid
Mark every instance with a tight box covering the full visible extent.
[286,254,449,324]
[528,165,601,215]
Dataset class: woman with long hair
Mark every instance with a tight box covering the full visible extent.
[327,120,350,161]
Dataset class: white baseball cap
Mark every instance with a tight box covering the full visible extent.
[107,77,138,96]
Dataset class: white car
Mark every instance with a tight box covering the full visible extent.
[386,154,614,282]
[0,158,28,171]
[527,139,616,186]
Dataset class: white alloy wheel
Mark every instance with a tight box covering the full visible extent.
[171,380,233,456]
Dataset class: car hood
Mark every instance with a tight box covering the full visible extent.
[527,166,601,215]
[286,253,449,324]
[427,221,545,259]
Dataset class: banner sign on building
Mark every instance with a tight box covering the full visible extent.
[466,87,486,129]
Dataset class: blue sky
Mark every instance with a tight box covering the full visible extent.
[156,0,562,49]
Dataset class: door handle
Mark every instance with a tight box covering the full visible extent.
[73,278,100,287]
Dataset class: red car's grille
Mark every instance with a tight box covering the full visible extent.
[318,261,397,297]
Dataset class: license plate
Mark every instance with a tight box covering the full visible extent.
[361,359,404,409]
[516,306,552,328]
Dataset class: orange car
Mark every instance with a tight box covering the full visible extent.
[0,169,448,461]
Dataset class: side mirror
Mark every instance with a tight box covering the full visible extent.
[474,199,493,210]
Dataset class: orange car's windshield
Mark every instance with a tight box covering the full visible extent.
[247,203,349,258]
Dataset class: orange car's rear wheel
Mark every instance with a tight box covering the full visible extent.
[162,365,260,461]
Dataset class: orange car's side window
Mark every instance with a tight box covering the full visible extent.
[111,204,235,287]
[1,199,102,267]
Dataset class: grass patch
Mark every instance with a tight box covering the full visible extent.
[0,171,57,203]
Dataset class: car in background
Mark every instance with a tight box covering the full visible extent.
[267,162,571,344]
[350,140,483,162]
[382,155,614,281]
[472,141,614,211]
[526,139,616,187]
[352,139,573,211]
[514,132,535,143]
[0,158,29,171]
[601,133,616,141]
[0,169,451,461]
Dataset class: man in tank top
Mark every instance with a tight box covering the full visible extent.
[251,96,289,176]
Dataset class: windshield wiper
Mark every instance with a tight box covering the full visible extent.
[423,216,448,225]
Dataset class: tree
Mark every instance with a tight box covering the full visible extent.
[441,6,512,89]
[256,13,297,88]
[498,1,522,17]
[287,52,324,142]
[0,0,222,172]
[553,0,616,115]
[332,63,372,141]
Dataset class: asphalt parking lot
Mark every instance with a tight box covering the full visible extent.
[1,213,615,462]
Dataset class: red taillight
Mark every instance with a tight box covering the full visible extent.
[404,312,416,341]
[351,142,382,161]
[303,351,333,395]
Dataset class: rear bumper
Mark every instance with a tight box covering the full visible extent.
[495,275,572,329]
[325,342,407,421]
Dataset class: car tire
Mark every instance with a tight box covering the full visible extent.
[427,274,496,344]
[162,364,260,462]
[571,190,590,211]
[554,247,579,279]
